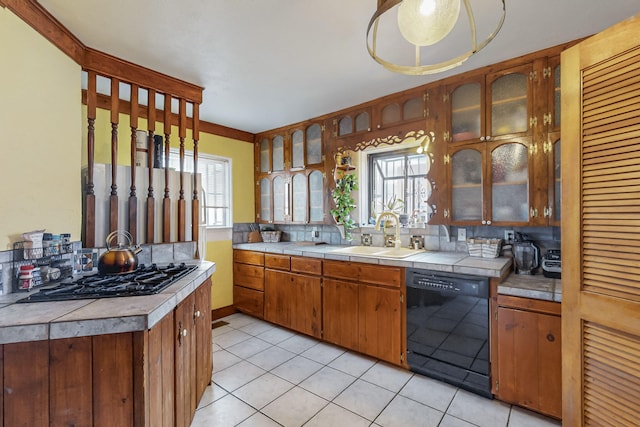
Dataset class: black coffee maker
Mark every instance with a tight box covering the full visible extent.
[513,232,540,275]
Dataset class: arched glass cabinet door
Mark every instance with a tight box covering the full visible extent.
[273,176,286,222]
[259,177,272,222]
[292,173,307,223]
[272,135,285,172]
[491,142,529,223]
[259,137,270,173]
[306,124,322,165]
[451,148,483,222]
[490,72,529,137]
[309,170,324,222]
[451,82,482,143]
[291,130,304,169]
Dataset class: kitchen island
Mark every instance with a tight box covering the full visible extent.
[0,261,215,427]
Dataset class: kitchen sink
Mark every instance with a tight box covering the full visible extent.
[328,246,424,259]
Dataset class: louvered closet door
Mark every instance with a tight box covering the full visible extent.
[562,14,640,426]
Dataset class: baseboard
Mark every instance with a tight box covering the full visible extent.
[211,305,237,321]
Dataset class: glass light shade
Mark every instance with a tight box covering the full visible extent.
[397,0,461,46]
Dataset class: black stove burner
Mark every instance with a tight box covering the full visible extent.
[18,263,198,303]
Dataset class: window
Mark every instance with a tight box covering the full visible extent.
[368,148,431,219]
[168,149,232,228]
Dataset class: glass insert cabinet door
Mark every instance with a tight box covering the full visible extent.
[491,142,529,222]
[259,138,270,173]
[272,135,285,172]
[291,130,304,169]
[259,178,272,222]
[292,173,307,223]
[451,148,483,222]
[309,170,324,222]
[490,72,528,137]
[451,82,482,142]
[272,176,286,222]
[306,124,322,165]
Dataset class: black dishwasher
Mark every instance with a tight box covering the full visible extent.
[406,268,491,398]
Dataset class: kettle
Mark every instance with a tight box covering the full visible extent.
[513,232,540,275]
[98,231,142,275]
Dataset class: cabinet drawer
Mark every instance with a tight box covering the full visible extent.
[291,256,322,275]
[323,260,355,281]
[233,263,264,291]
[234,285,264,318]
[265,254,291,270]
[233,250,264,266]
[359,264,402,288]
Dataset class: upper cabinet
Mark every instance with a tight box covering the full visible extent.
[446,64,534,145]
[441,55,563,227]
[255,122,325,224]
[373,90,427,132]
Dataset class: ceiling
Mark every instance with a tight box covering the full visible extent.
[38,0,639,134]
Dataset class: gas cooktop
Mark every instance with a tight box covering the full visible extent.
[18,263,197,303]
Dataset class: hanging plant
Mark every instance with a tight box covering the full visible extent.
[330,173,359,240]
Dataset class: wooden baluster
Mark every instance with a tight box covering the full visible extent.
[178,99,187,242]
[128,84,139,243]
[146,89,156,244]
[109,78,120,234]
[84,71,97,248]
[192,103,201,258]
[163,95,172,242]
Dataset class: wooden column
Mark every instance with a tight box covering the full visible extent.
[84,71,97,248]
[192,103,201,258]
[163,95,172,243]
[178,99,187,242]
[146,89,156,244]
[109,78,120,234]
[128,84,139,243]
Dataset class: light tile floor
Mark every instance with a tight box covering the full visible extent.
[191,313,562,427]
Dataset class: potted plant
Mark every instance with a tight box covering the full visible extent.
[330,173,359,240]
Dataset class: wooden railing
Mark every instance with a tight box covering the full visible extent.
[83,59,204,251]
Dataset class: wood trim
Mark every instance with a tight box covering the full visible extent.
[84,48,202,103]
[81,90,254,142]
[497,294,561,316]
[3,0,85,64]
[211,305,236,321]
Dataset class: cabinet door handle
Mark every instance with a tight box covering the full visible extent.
[547,333,555,342]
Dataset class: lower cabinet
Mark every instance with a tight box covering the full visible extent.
[323,260,404,366]
[264,254,322,338]
[0,277,213,427]
[232,251,405,366]
[233,250,265,318]
[496,295,562,419]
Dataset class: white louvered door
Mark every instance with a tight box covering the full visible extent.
[562,13,640,426]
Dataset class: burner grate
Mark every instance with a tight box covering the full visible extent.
[17,263,198,303]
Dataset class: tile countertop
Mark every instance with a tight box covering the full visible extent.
[234,243,561,303]
[0,261,216,345]
[498,273,562,303]
[233,242,511,278]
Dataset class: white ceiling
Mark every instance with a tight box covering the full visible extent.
[38,0,639,134]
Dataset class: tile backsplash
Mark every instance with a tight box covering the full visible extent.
[0,241,197,295]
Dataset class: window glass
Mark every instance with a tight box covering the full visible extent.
[368,149,431,221]
[169,149,232,227]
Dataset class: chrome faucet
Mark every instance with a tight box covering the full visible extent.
[375,211,401,249]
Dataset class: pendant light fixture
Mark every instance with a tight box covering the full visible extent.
[367,0,506,75]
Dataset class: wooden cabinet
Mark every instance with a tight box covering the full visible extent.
[255,122,325,224]
[233,250,265,318]
[264,254,322,338]
[495,295,561,419]
[0,277,213,427]
[441,56,564,227]
[323,260,404,365]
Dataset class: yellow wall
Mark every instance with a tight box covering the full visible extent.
[0,8,82,249]
[1,7,254,310]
